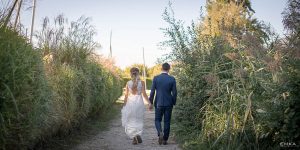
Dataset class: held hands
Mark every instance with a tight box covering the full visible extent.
[148,103,153,111]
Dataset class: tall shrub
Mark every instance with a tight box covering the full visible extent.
[162,1,299,149]
[0,15,123,149]
[37,15,123,133]
[0,28,52,149]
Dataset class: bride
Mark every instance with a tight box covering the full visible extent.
[121,67,153,145]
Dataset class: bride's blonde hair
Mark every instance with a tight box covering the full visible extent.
[130,67,140,92]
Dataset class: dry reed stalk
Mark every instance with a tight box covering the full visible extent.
[203,73,219,85]
[242,91,253,132]
[224,52,239,60]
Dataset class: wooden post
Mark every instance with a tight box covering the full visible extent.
[25,28,28,37]
[142,47,147,90]
[30,0,37,43]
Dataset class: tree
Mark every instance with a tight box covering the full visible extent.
[283,0,300,35]
[148,64,161,78]
[278,0,300,142]
[201,0,270,48]
[282,0,300,58]
[207,0,254,13]
[202,0,250,47]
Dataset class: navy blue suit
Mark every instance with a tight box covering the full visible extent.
[149,73,177,141]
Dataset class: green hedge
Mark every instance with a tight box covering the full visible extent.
[0,27,123,149]
[0,28,53,149]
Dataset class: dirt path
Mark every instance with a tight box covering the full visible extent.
[73,108,181,150]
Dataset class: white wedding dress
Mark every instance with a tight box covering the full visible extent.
[121,80,145,139]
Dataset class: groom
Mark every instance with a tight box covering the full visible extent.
[149,63,177,145]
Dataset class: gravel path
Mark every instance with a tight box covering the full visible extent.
[73,108,181,150]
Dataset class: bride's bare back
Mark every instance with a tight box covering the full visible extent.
[127,80,142,95]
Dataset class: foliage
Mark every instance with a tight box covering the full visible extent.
[202,0,270,48]
[0,15,123,149]
[148,64,162,78]
[0,28,52,149]
[203,1,248,38]
[279,0,300,144]
[282,0,300,35]
[37,14,123,135]
[207,0,255,13]
[162,1,300,149]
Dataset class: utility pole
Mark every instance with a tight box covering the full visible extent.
[30,0,37,43]
[142,47,147,90]
[14,0,22,29]
[109,30,112,58]
[3,0,20,28]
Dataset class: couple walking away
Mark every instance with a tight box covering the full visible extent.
[121,63,177,145]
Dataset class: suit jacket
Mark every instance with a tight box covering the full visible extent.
[149,73,177,107]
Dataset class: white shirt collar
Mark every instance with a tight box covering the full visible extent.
[161,71,169,74]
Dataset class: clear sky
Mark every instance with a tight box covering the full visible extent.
[13,0,287,69]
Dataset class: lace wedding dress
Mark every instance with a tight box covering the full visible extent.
[121,80,145,139]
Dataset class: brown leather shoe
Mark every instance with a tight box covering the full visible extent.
[132,136,138,145]
[158,132,163,145]
[136,135,142,143]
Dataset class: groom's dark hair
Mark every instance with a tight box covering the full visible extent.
[162,63,170,71]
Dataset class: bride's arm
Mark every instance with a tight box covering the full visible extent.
[141,81,152,106]
[124,84,129,105]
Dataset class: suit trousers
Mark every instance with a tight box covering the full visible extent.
[155,106,173,141]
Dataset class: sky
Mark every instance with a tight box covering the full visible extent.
[4,0,288,69]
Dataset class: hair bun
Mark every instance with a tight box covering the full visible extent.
[130,67,139,74]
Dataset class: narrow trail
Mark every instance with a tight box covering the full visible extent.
[73,107,181,150]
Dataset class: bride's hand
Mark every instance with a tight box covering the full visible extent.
[148,104,153,111]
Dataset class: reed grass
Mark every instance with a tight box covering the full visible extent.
[0,15,123,149]
[163,4,299,149]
